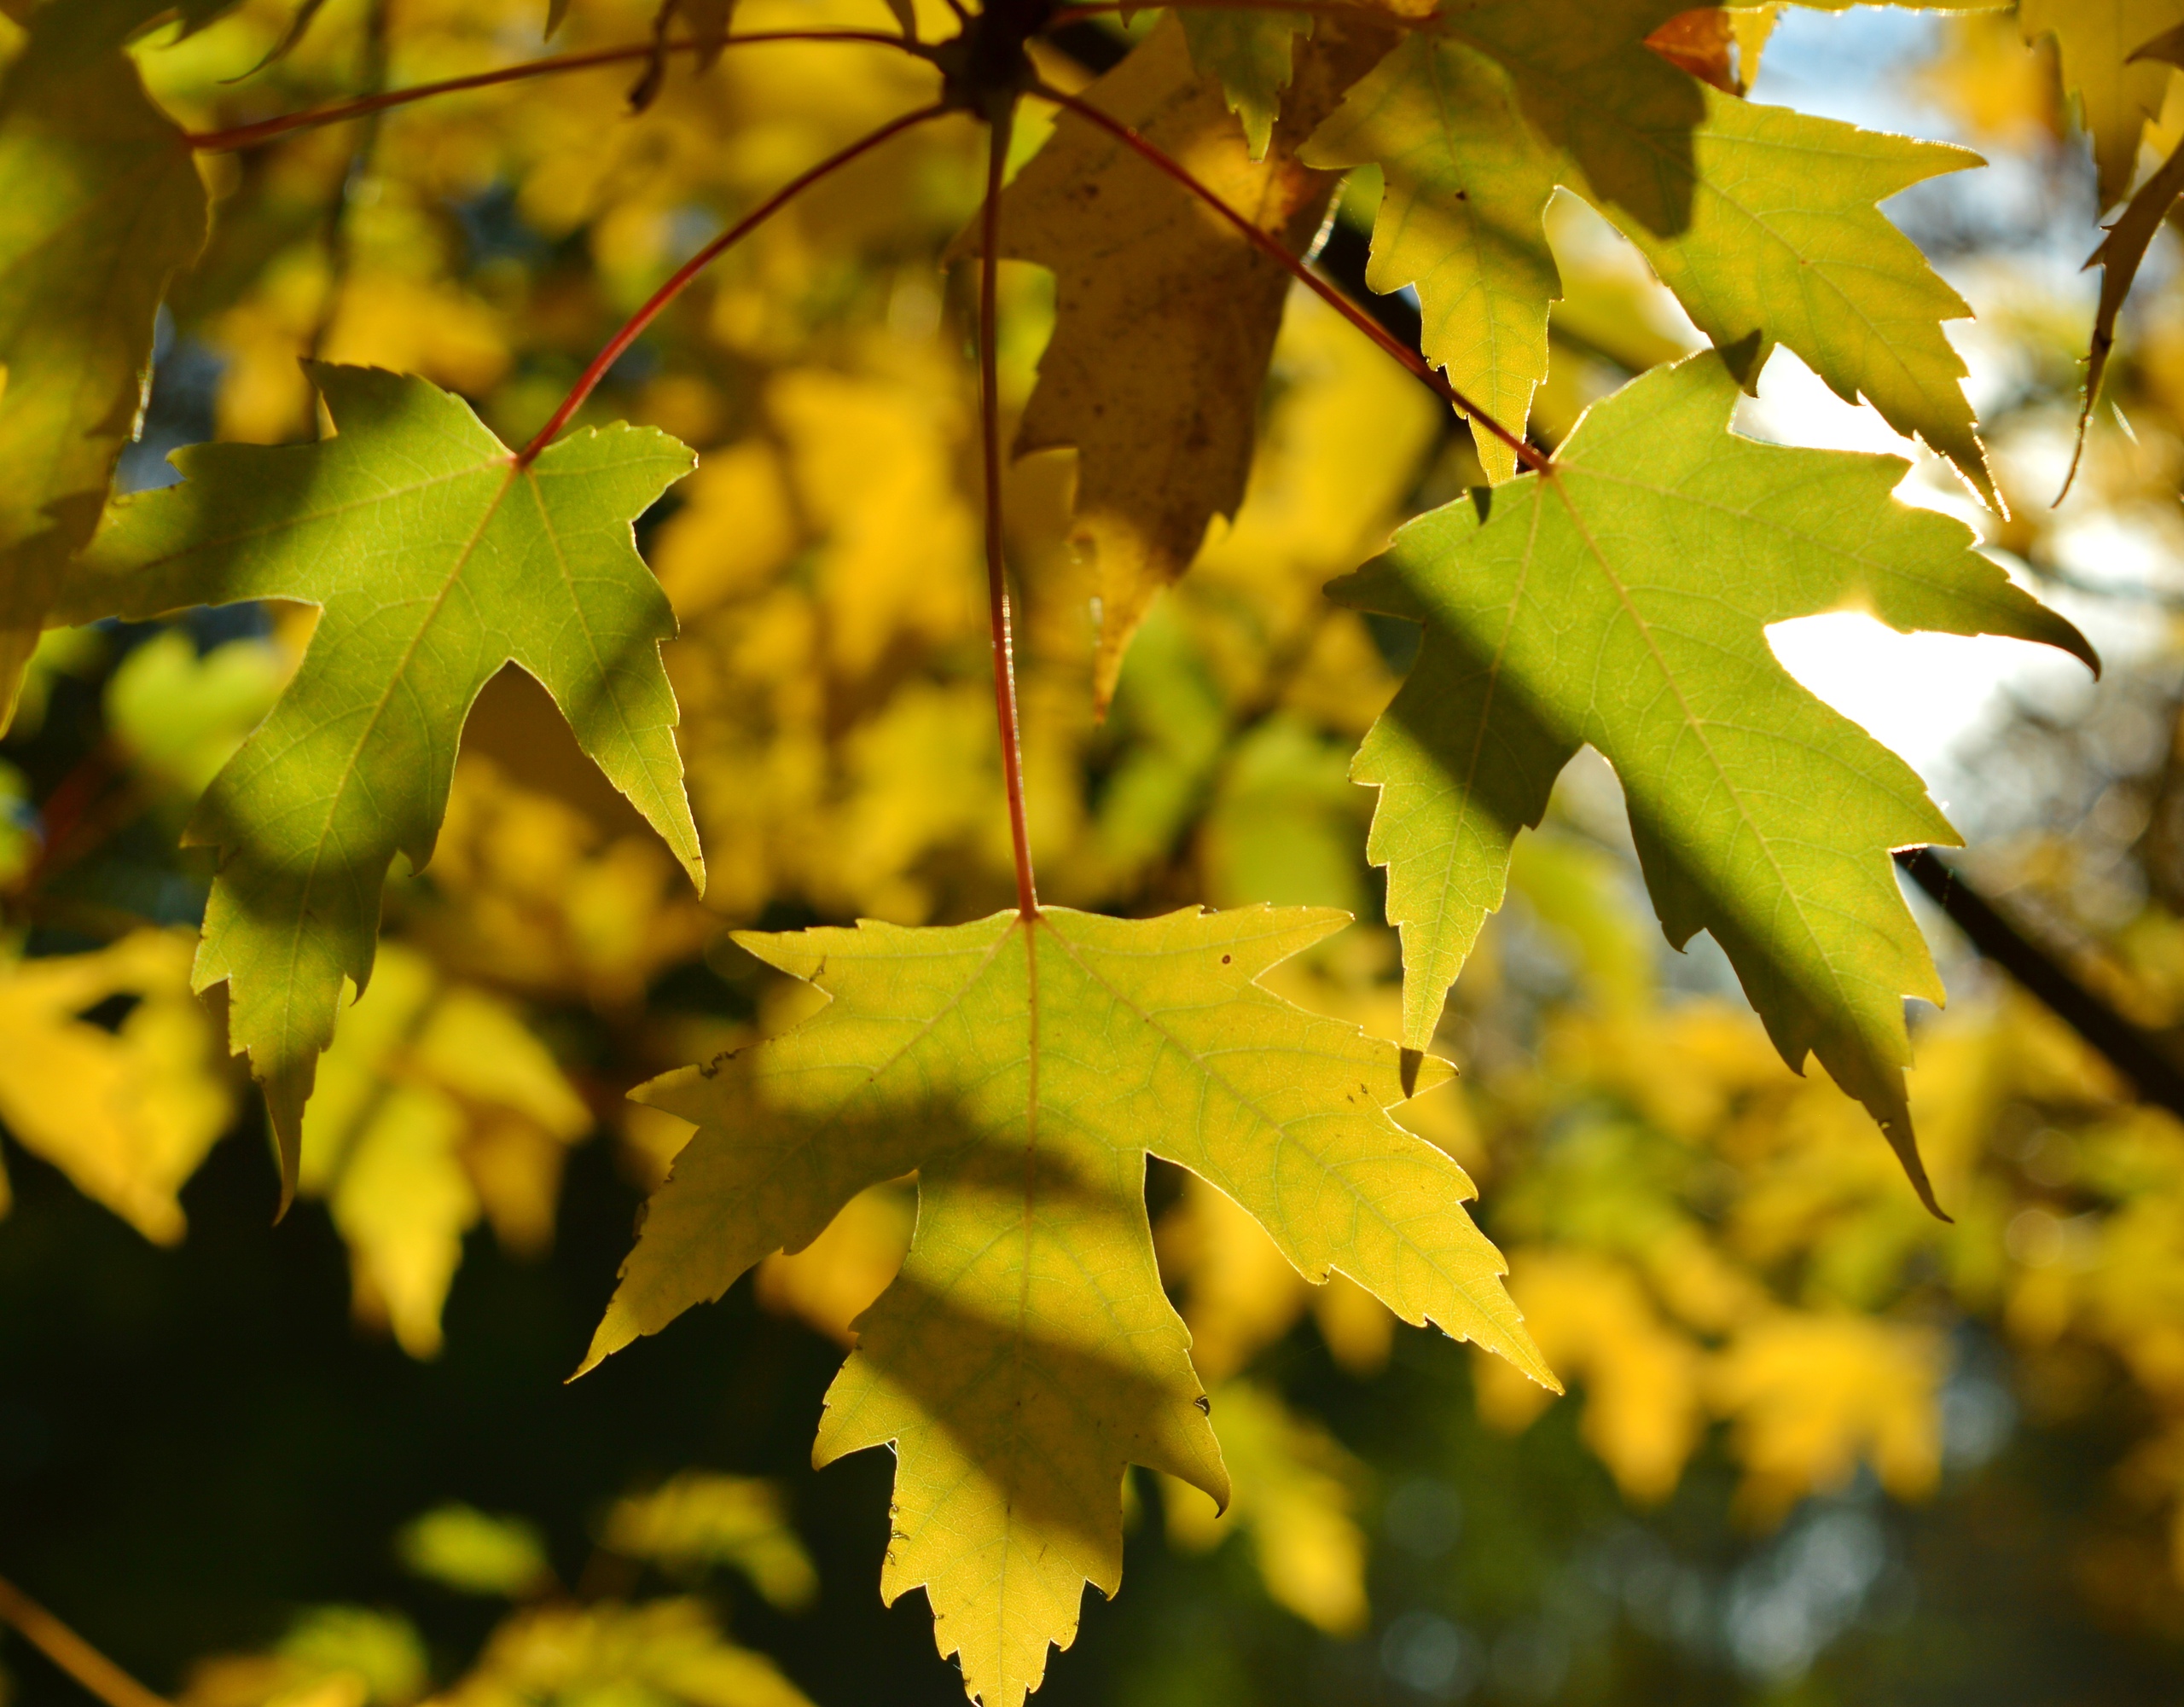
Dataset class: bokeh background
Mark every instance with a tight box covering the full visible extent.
[7,3,2184,1704]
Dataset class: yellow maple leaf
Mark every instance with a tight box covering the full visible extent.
[584,905,1549,1707]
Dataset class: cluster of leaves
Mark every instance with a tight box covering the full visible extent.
[182,1474,822,1707]
[13,0,2184,1704]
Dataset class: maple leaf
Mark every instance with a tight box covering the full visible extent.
[1331,355,2094,1212]
[1303,0,1995,501]
[985,15,1397,711]
[582,904,1552,1707]
[55,364,703,1203]
[0,5,206,728]
[2020,0,2184,206]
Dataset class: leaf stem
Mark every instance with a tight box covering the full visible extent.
[1030,80,1548,474]
[183,31,928,153]
[515,102,950,467]
[0,1577,174,1707]
[980,102,1042,920]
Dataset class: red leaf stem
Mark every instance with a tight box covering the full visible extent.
[515,103,950,467]
[979,106,1042,920]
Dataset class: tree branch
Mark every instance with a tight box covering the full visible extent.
[1896,846,2184,1120]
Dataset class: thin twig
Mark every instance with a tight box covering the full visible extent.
[515,102,950,466]
[0,1577,174,1707]
[1048,1,1438,21]
[184,30,927,153]
[979,104,1042,919]
[1029,81,1548,473]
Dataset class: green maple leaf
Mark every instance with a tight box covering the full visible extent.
[1332,355,2093,1212]
[1177,6,1310,159]
[1303,0,1993,500]
[55,364,704,1200]
[0,4,206,726]
[581,904,1551,1707]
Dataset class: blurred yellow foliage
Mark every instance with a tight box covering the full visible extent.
[751,1179,915,1346]
[65,0,2184,1649]
[601,1472,820,1611]
[299,942,592,1357]
[423,750,714,1008]
[1711,1314,1943,1524]
[0,930,232,1244]
[433,1600,810,1707]
[1475,1251,1706,1507]
[1159,1381,1371,1638]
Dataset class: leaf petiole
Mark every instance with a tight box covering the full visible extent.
[1029,79,1548,473]
[516,102,951,467]
[978,100,1041,920]
[183,30,931,154]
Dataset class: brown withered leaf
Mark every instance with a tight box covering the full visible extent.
[979,15,1401,712]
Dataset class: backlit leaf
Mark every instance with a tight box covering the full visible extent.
[1158,1379,1371,1636]
[986,15,1399,710]
[437,1600,810,1707]
[2065,133,2184,496]
[0,9,206,726]
[2020,0,2184,206]
[1304,1,1995,501]
[1177,7,1310,160]
[601,1473,819,1611]
[584,904,1550,1707]
[1332,355,2093,1211]
[56,366,700,1203]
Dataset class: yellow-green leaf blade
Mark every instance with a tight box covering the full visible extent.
[1306,3,1995,502]
[1178,7,1310,159]
[588,904,1542,1707]
[56,365,700,1200]
[1302,32,1560,484]
[1333,356,2094,1208]
[0,15,206,726]
[2023,0,2184,206]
